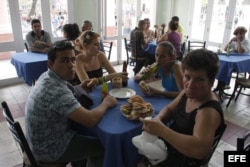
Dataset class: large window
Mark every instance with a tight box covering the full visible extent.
[102,0,156,63]
[50,0,69,37]
[18,0,69,39]
[0,0,71,82]
[189,0,250,49]
[0,0,14,43]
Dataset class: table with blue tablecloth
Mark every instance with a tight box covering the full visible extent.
[214,53,250,101]
[11,52,48,86]
[216,53,250,84]
[74,79,172,167]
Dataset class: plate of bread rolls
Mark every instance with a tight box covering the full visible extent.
[120,95,154,120]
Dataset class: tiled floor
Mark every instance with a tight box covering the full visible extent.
[0,65,250,167]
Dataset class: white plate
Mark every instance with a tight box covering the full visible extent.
[109,88,136,99]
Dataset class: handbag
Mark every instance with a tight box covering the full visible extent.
[73,85,93,109]
[67,83,93,109]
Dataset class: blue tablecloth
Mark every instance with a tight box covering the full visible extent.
[145,41,157,55]
[216,53,250,84]
[11,52,48,86]
[74,79,172,167]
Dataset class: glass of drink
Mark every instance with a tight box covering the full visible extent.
[112,77,122,88]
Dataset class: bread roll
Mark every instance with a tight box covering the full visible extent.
[128,111,140,120]
[145,102,153,112]
[120,104,132,115]
[139,81,150,91]
[87,78,98,87]
[132,102,147,113]
[128,95,145,104]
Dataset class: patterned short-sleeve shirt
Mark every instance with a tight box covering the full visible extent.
[25,69,81,162]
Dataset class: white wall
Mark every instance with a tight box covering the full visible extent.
[172,0,191,37]
[73,0,99,31]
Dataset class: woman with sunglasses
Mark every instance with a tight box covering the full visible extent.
[75,30,128,84]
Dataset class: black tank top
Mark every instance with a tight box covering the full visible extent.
[86,68,103,79]
[159,94,225,167]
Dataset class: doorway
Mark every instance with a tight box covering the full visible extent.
[0,0,72,85]
[101,0,156,64]
[189,0,250,50]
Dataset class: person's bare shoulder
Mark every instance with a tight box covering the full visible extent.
[98,51,108,61]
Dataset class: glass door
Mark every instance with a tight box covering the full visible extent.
[101,0,156,64]
[207,0,235,49]
[189,0,250,50]
[0,0,72,84]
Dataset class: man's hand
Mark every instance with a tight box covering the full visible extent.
[102,95,117,108]
[33,41,43,47]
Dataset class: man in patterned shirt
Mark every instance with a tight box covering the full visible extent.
[25,40,117,167]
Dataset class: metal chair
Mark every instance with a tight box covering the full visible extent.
[237,130,250,151]
[1,101,67,167]
[2,101,39,167]
[187,40,206,52]
[226,78,250,107]
[197,123,227,166]
[177,42,186,61]
[124,37,134,65]
[24,42,29,52]
[102,41,113,60]
[124,37,148,75]
[101,41,113,73]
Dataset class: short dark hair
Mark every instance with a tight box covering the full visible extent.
[48,40,74,62]
[138,20,146,28]
[168,20,178,31]
[172,16,179,22]
[233,26,247,35]
[182,49,219,81]
[63,23,81,40]
[82,20,93,30]
[31,19,41,26]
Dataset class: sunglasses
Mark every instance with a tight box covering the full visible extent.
[51,40,74,50]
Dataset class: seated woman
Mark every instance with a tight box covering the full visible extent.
[224,26,250,54]
[75,30,127,84]
[143,18,154,43]
[157,20,182,60]
[140,49,225,167]
[134,41,183,98]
